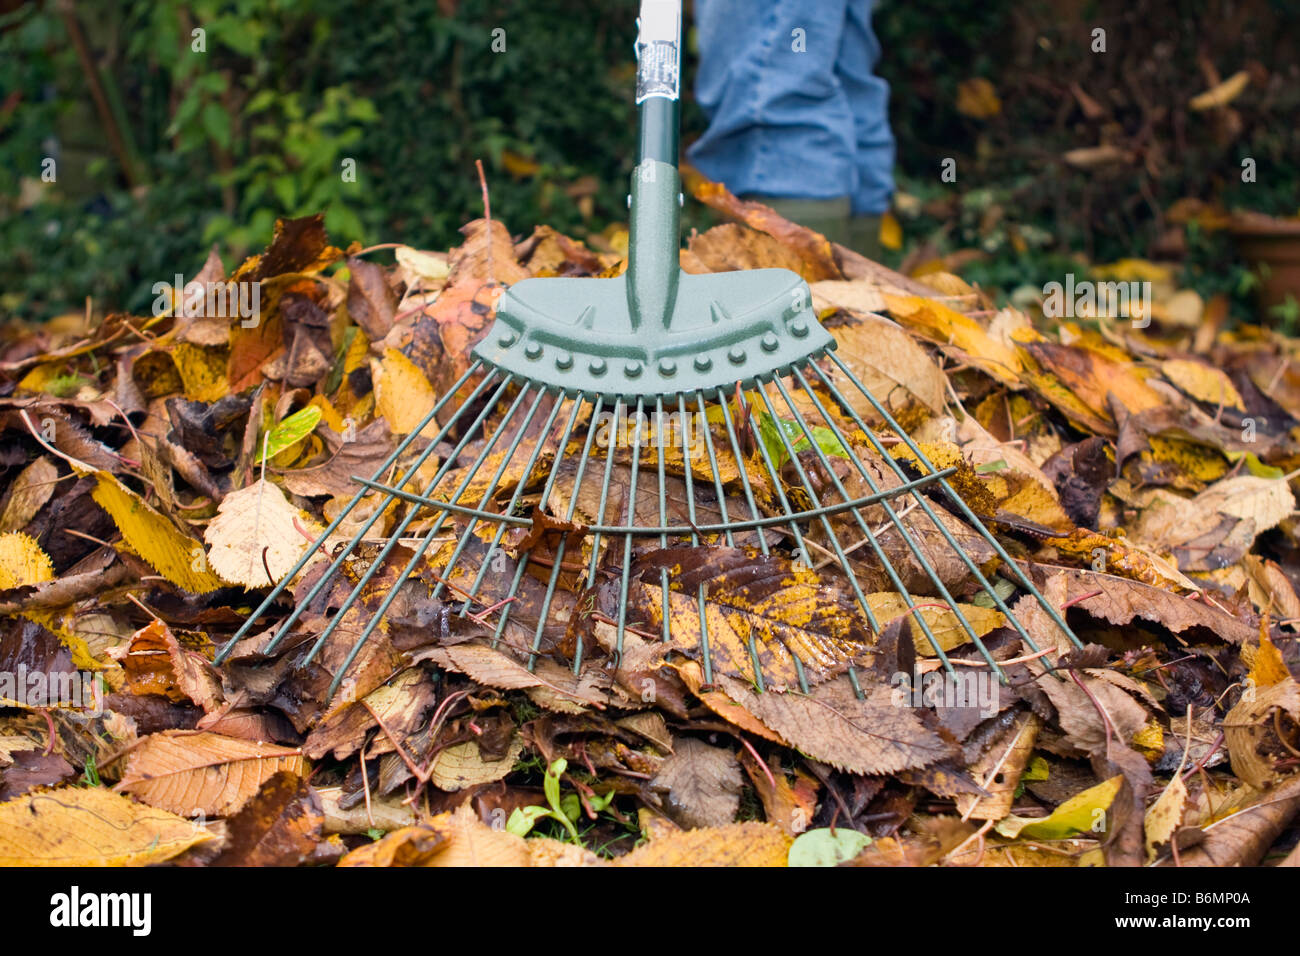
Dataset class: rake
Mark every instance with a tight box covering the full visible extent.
[215,0,1081,702]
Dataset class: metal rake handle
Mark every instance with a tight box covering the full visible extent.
[628,0,683,332]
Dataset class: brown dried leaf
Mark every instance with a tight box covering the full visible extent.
[345,256,398,342]
[117,730,307,817]
[717,673,957,774]
[111,619,223,712]
[211,772,324,867]
[1224,678,1300,789]
[649,737,743,829]
[0,456,57,532]
[428,735,524,792]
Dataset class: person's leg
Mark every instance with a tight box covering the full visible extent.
[689,0,856,240]
[837,1,895,224]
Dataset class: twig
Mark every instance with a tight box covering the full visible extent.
[476,158,494,286]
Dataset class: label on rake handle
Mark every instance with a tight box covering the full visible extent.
[636,0,680,102]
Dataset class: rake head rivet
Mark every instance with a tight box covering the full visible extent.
[498,332,517,348]
[525,342,543,360]
[694,355,713,372]
[625,361,643,378]
[659,358,677,376]
[556,351,573,370]
[791,319,809,338]
[761,332,779,352]
[728,346,746,365]
[589,357,607,376]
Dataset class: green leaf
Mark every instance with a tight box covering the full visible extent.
[543,758,566,815]
[259,405,322,463]
[756,412,849,469]
[788,827,872,866]
[505,806,550,838]
[200,102,232,148]
[1224,450,1285,480]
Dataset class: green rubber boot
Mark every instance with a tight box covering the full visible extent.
[742,195,851,246]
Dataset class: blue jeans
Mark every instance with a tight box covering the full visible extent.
[688,0,895,215]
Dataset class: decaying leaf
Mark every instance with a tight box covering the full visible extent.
[631,547,876,692]
[649,737,743,829]
[1224,678,1300,789]
[428,735,525,792]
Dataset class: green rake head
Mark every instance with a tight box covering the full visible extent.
[215,0,1083,702]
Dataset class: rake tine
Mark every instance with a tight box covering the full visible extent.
[691,391,733,547]
[584,399,622,590]
[740,387,812,568]
[734,385,820,695]
[216,363,497,664]
[754,377,962,684]
[817,355,1082,655]
[714,387,767,556]
[656,397,670,644]
[614,397,645,665]
[460,393,585,617]
[673,394,722,684]
[506,392,579,671]
[323,388,558,699]
[326,385,558,690]
[302,377,527,673]
[432,387,558,601]
[773,372,994,675]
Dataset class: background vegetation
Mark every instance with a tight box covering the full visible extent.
[2,0,1298,322]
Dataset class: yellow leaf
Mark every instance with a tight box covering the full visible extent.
[1160,358,1245,411]
[1145,773,1187,860]
[1193,475,1295,534]
[1189,70,1250,111]
[616,821,791,866]
[955,77,1001,119]
[394,246,451,285]
[883,293,1022,386]
[879,210,903,250]
[0,786,215,866]
[1247,631,1290,689]
[501,149,542,179]
[1091,259,1172,283]
[427,736,525,792]
[373,348,439,436]
[426,803,531,866]
[91,473,225,593]
[0,531,54,589]
[867,592,1006,655]
[171,342,230,403]
[996,775,1123,840]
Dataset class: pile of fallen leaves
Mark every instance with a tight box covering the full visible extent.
[1,179,1299,868]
